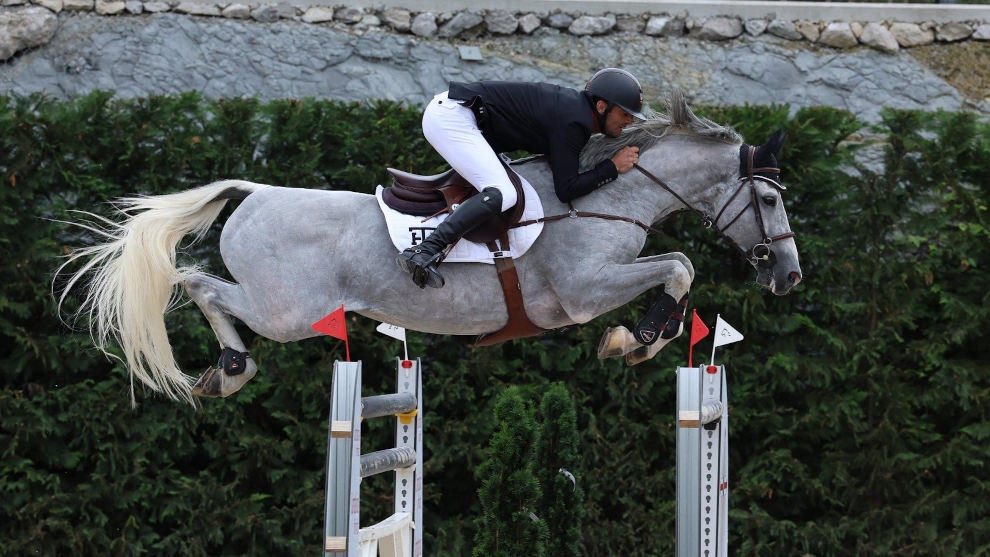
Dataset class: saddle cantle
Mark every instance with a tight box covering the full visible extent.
[382,158,526,244]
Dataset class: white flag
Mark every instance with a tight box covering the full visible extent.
[375,322,406,342]
[713,315,744,348]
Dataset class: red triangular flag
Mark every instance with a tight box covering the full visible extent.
[688,309,710,367]
[312,305,350,361]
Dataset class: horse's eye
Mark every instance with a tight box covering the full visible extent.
[762,195,777,206]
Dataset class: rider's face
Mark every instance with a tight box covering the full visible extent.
[600,104,634,138]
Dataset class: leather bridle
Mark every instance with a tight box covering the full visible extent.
[632,144,796,268]
[512,145,796,269]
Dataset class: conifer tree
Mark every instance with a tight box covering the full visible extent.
[535,383,585,557]
[473,387,549,557]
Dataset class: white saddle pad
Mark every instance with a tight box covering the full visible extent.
[375,176,544,264]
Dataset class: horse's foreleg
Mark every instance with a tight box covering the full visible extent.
[557,253,693,361]
[184,274,258,398]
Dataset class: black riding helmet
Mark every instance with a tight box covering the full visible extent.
[585,68,647,127]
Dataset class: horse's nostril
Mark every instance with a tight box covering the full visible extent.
[788,271,802,286]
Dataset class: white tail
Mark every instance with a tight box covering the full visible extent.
[56,180,269,404]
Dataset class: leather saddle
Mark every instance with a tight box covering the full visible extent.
[381,157,526,245]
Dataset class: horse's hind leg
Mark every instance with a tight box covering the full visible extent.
[183,273,258,398]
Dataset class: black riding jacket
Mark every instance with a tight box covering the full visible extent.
[447,81,618,204]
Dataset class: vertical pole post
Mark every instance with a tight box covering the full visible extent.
[325,361,363,557]
[394,358,423,557]
[676,365,729,557]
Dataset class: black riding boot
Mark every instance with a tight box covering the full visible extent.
[396,187,504,288]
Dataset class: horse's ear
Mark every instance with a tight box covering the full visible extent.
[755,129,787,163]
[765,129,787,154]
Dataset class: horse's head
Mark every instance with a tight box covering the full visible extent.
[713,130,802,295]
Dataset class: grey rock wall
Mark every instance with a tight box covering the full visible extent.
[0,12,983,123]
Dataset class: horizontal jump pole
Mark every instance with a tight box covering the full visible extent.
[361,393,417,420]
[360,447,417,478]
[678,400,724,428]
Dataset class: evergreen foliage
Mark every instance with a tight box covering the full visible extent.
[473,387,548,556]
[534,383,585,557]
[0,91,987,555]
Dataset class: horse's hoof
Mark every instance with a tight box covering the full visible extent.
[626,345,651,366]
[626,337,673,366]
[192,366,225,398]
[597,326,635,359]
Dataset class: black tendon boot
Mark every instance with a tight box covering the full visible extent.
[634,291,689,345]
[396,187,504,288]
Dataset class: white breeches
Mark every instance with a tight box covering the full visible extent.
[421,91,518,212]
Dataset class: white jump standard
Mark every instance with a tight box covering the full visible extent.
[324,359,423,557]
[676,364,729,557]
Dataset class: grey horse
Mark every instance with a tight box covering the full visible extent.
[58,92,801,404]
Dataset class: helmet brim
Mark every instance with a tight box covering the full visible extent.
[615,103,647,121]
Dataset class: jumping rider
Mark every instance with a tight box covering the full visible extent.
[395,68,647,289]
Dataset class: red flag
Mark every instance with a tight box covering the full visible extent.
[312,305,350,361]
[688,309,709,367]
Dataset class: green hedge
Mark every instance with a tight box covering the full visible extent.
[1,92,987,556]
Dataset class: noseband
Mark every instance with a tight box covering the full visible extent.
[633,144,796,268]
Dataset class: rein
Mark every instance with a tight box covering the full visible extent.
[513,204,663,236]
[512,145,795,267]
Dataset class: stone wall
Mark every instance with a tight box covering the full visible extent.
[1,3,987,122]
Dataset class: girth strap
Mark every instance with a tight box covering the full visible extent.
[474,233,547,346]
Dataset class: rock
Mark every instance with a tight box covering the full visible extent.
[0,6,56,61]
[124,0,141,14]
[485,10,517,35]
[745,19,767,36]
[221,3,249,19]
[3,0,26,5]
[250,5,278,22]
[354,14,380,29]
[860,22,898,54]
[438,11,483,38]
[381,8,411,32]
[275,3,295,19]
[546,12,572,29]
[175,2,218,16]
[410,12,437,37]
[615,14,644,33]
[645,16,684,37]
[935,22,972,42]
[334,7,362,24]
[143,1,168,13]
[850,21,863,38]
[62,0,92,11]
[95,0,125,14]
[818,22,857,49]
[568,14,615,36]
[767,19,802,40]
[889,22,934,47]
[796,20,820,42]
[34,0,62,13]
[974,24,990,40]
[518,13,540,34]
[693,16,742,41]
[301,7,333,23]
